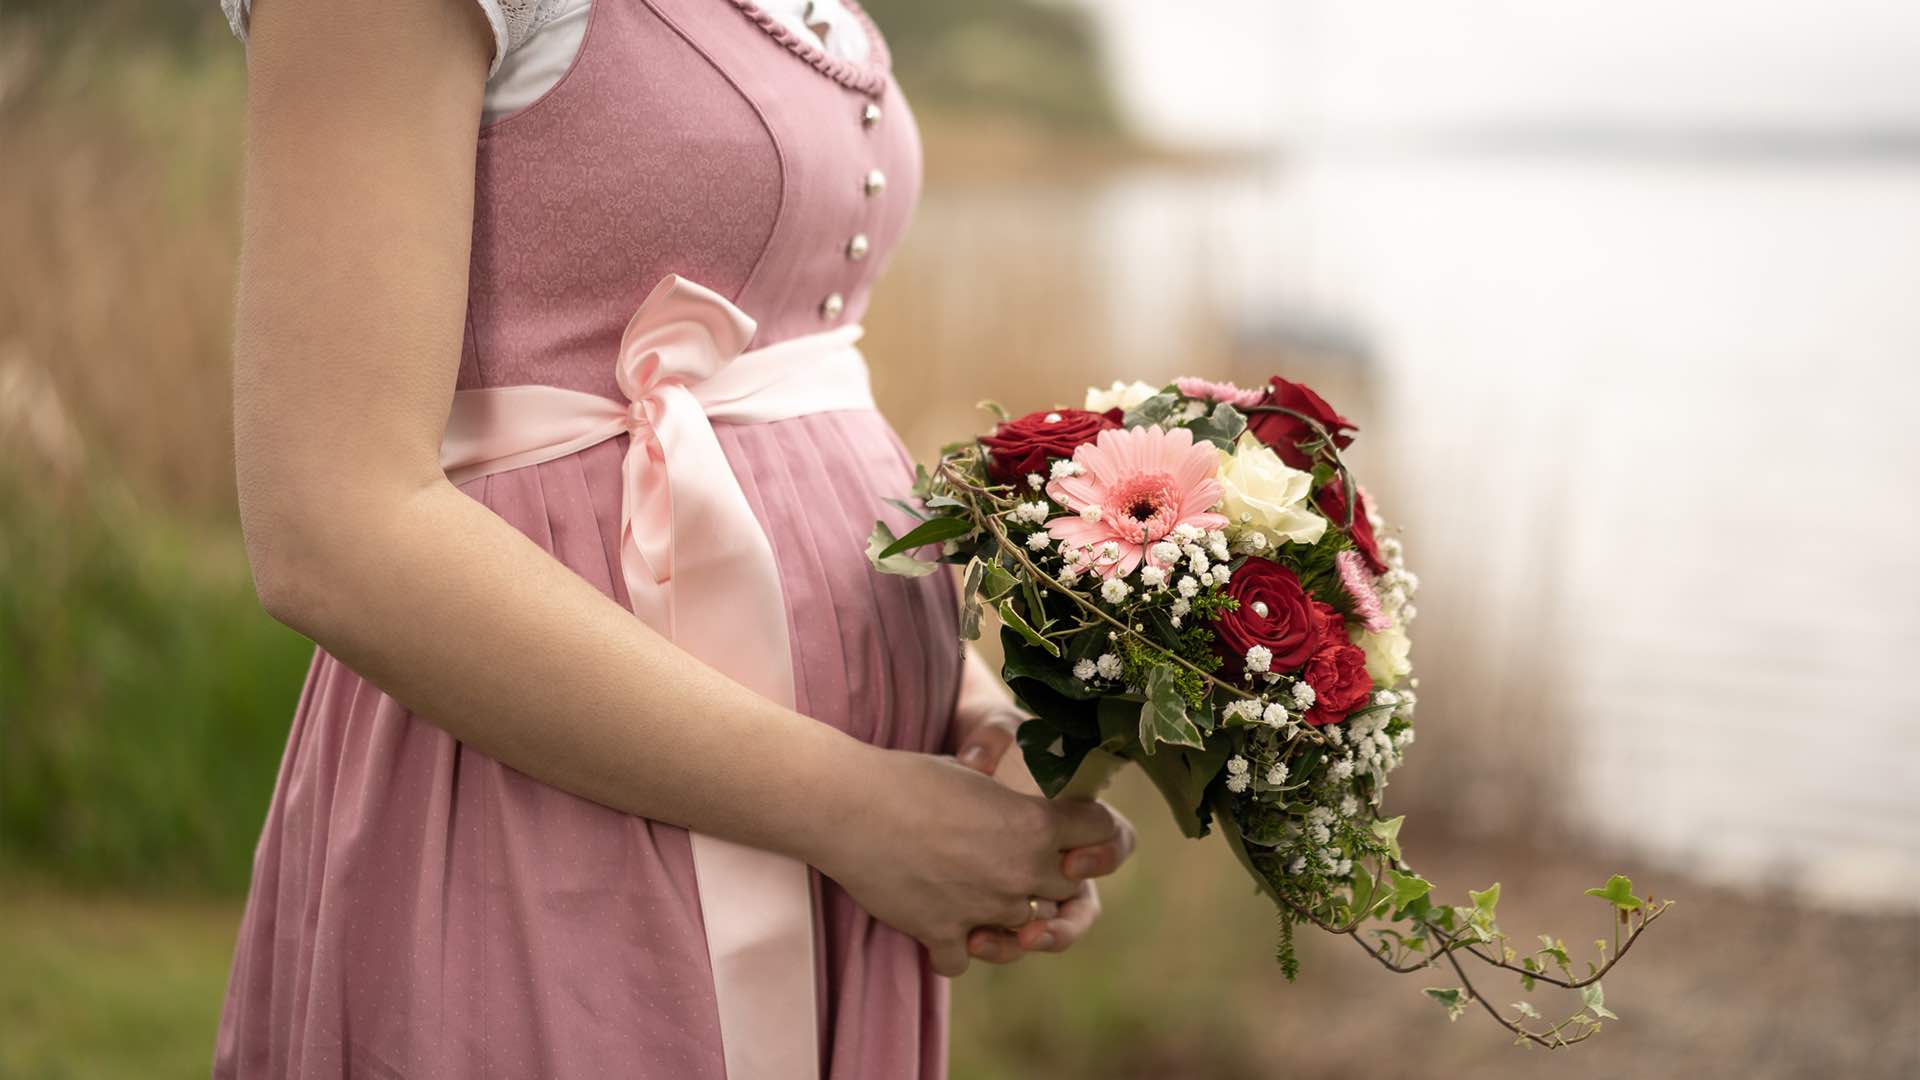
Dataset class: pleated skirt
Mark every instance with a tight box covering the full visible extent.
[212,408,962,1079]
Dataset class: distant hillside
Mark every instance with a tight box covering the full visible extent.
[855,0,1121,132]
[2,0,1121,134]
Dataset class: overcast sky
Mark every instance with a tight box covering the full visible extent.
[1078,0,1920,148]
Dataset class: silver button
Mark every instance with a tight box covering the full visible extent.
[846,233,870,261]
[863,168,887,197]
[862,102,882,128]
[820,292,845,320]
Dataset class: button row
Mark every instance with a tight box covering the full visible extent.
[824,101,885,321]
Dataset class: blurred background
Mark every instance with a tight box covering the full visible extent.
[3,0,1917,1076]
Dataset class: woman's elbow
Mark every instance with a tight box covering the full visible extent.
[240,498,331,634]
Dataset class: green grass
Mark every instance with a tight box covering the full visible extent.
[0,886,239,1079]
[0,478,313,892]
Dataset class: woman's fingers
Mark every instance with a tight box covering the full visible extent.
[1047,797,1125,851]
[1062,809,1137,879]
[1018,881,1101,953]
[965,927,1026,964]
[929,939,972,977]
[953,711,1020,776]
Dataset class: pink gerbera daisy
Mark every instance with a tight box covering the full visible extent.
[1173,376,1265,409]
[1044,425,1229,577]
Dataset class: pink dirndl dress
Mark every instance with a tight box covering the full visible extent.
[212,2,962,1077]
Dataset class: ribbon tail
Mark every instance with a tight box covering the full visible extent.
[644,384,820,1080]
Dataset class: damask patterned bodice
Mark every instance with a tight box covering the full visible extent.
[456,0,922,399]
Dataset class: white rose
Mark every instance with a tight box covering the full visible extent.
[1350,619,1412,685]
[1216,434,1326,548]
[1084,380,1161,413]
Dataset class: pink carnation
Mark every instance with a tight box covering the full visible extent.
[1045,426,1229,578]
[1173,377,1265,409]
[1335,549,1392,632]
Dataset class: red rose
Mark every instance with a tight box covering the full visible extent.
[979,408,1119,483]
[1211,558,1326,676]
[1302,640,1372,727]
[1315,477,1387,575]
[1246,377,1357,470]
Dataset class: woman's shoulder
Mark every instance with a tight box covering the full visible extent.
[217,0,586,78]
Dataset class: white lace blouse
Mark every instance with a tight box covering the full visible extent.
[219,0,874,123]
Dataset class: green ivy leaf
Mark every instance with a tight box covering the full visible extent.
[1370,816,1405,861]
[1583,874,1644,911]
[1015,716,1096,798]
[998,599,1059,656]
[1187,403,1249,450]
[1138,665,1205,753]
[1581,983,1619,1021]
[1423,987,1470,1023]
[1387,869,1434,911]
[1511,1001,1541,1021]
[981,561,1021,602]
[865,522,937,577]
[875,515,972,559]
[1121,390,1180,428]
[1470,882,1501,920]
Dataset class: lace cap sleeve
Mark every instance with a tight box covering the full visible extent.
[218,0,535,78]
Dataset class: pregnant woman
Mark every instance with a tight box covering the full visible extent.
[212,0,1135,1076]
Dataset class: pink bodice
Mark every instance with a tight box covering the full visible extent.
[458,0,923,400]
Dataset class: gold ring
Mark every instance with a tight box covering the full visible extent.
[1028,897,1041,920]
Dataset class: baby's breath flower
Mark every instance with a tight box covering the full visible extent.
[1290,681,1316,709]
[1049,459,1082,481]
[1139,565,1167,588]
[1026,531,1053,551]
[1094,653,1123,680]
[1073,658,1098,681]
[1176,575,1200,599]
[1265,761,1289,786]
[1244,645,1273,674]
[1262,702,1289,728]
[1026,473,1044,490]
[1100,578,1132,604]
[1225,755,1251,793]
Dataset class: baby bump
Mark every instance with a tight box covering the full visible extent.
[713,409,962,754]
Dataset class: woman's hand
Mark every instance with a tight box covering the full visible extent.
[951,707,1134,966]
[945,647,1137,966]
[811,745,1131,977]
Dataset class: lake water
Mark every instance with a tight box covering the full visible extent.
[867,148,1920,911]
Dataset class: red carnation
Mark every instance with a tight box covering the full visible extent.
[1211,558,1327,676]
[1315,477,1387,575]
[979,408,1119,484]
[1301,640,1372,727]
[1246,377,1357,470]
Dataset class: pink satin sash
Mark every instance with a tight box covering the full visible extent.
[441,274,875,1080]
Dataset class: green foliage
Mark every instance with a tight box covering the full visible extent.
[1425,987,1471,1022]
[1137,666,1205,753]
[1584,874,1645,911]
[1187,403,1248,450]
[854,0,1123,133]
[1275,909,1299,982]
[1274,524,1355,610]
[0,480,311,891]
[865,521,939,578]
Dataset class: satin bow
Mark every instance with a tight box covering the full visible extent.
[441,273,875,1080]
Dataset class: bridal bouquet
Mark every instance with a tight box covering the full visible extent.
[869,375,1669,1047]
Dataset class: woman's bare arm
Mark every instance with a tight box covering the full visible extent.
[231,0,1130,975]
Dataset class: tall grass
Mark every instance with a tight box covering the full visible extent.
[0,470,312,890]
